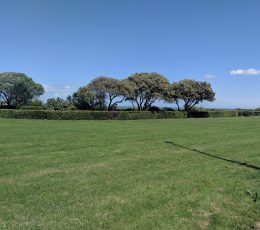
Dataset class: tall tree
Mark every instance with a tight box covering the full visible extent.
[88,77,130,110]
[72,86,96,110]
[170,79,215,111]
[125,72,170,110]
[0,72,44,108]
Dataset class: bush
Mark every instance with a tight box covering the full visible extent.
[148,106,161,112]
[208,110,238,117]
[0,105,16,109]
[20,105,44,110]
[238,110,260,116]
[1,109,258,120]
[238,110,254,117]
[45,111,187,120]
[187,110,238,118]
[187,111,208,118]
[0,109,187,120]
[0,109,47,119]
[254,111,260,116]
[162,107,175,111]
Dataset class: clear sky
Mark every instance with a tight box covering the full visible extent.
[0,0,260,108]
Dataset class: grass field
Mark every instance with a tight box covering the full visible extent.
[0,117,259,229]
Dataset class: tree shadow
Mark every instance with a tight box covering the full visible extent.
[164,141,260,171]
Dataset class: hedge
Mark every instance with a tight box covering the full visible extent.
[0,109,258,120]
[0,110,47,119]
[0,110,187,120]
[187,110,238,118]
[237,110,260,117]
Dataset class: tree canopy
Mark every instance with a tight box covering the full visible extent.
[72,86,96,110]
[0,72,44,108]
[0,71,216,111]
[125,72,171,111]
[170,79,215,111]
[88,77,131,110]
[46,97,75,110]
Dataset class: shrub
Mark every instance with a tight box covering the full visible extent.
[254,111,260,116]
[238,110,254,117]
[0,109,257,120]
[45,111,187,120]
[237,110,260,117]
[162,107,175,111]
[0,109,47,119]
[0,105,16,109]
[187,111,208,118]
[0,109,187,120]
[208,110,238,117]
[187,110,238,118]
[20,105,44,110]
[148,106,161,112]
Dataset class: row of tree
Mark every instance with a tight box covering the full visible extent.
[68,73,215,111]
[0,72,216,111]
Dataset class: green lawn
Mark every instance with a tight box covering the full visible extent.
[0,117,259,230]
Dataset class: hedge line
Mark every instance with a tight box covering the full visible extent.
[0,109,259,120]
[237,110,260,117]
[187,110,238,118]
[0,110,186,120]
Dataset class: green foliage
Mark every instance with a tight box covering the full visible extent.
[45,97,75,110]
[0,109,47,119]
[87,77,131,110]
[2,109,258,120]
[20,106,44,110]
[125,72,171,110]
[87,77,107,110]
[170,79,215,111]
[20,99,45,110]
[29,99,44,107]
[238,109,260,117]
[246,189,260,202]
[187,110,238,118]
[208,110,238,117]
[72,87,96,110]
[0,105,16,109]
[0,72,44,108]
[0,109,186,120]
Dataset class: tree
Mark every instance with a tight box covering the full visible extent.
[87,77,130,110]
[87,77,106,110]
[72,86,96,110]
[45,97,75,110]
[0,72,44,108]
[125,72,171,110]
[29,99,44,107]
[170,79,215,111]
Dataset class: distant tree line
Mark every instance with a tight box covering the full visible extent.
[0,72,216,111]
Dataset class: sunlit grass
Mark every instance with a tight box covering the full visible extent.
[0,117,259,229]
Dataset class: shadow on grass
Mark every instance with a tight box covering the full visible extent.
[164,141,260,171]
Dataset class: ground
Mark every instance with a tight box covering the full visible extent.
[0,117,259,229]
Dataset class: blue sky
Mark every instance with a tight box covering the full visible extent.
[0,0,260,108]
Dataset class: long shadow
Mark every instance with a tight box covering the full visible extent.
[164,141,260,171]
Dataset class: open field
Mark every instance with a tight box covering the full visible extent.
[0,117,259,229]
